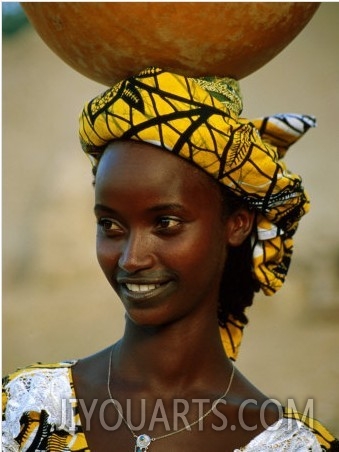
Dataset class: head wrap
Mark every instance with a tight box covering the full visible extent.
[79,67,315,359]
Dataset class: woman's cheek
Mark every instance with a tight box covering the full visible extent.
[96,237,119,273]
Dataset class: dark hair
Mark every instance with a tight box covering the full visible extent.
[217,185,260,327]
[92,165,98,185]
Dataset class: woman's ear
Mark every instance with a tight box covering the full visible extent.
[225,208,255,247]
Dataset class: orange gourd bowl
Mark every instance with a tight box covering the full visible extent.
[22,2,319,85]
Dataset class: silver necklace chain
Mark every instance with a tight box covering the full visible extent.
[106,345,235,450]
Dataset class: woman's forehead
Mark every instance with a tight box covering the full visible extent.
[97,141,217,188]
[95,140,222,205]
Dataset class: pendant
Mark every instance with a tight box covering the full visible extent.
[135,434,152,451]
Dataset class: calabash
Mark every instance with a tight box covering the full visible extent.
[22,2,319,85]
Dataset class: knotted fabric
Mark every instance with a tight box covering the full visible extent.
[79,67,316,359]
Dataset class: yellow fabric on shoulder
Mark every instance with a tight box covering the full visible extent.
[2,362,90,452]
[283,406,339,451]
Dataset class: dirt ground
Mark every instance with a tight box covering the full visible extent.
[2,4,339,436]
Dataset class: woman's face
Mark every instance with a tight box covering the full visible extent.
[94,141,234,327]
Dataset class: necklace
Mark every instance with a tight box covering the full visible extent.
[107,345,235,451]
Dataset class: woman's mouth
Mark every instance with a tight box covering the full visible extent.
[119,279,176,302]
[125,283,161,293]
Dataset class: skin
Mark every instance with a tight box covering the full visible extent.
[72,140,280,451]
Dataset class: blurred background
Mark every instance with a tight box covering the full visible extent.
[2,2,339,435]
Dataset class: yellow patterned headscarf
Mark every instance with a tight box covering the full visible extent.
[79,67,316,359]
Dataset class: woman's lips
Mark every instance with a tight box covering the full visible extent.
[119,280,175,302]
[125,283,161,292]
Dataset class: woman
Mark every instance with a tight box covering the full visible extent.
[3,68,338,451]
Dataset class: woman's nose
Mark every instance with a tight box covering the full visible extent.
[118,231,155,273]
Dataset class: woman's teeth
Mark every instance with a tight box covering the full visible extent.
[125,283,161,292]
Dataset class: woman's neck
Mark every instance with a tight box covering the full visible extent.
[112,313,232,396]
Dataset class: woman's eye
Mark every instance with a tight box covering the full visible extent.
[156,217,182,231]
[97,218,123,234]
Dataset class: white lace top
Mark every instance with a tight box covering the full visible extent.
[2,363,324,451]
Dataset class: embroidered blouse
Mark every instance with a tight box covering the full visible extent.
[2,362,337,451]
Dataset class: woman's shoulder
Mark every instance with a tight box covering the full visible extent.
[236,408,338,452]
[282,408,339,452]
[2,360,78,413]
[2,360,78,404]
[2,360,81,451]
[3,360,77,380]
[236,417,320,451]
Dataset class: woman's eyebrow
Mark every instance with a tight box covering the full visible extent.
[94,204,117,214]
[94,203,184,213]
[147,203,185,213]
[94,203,189,219]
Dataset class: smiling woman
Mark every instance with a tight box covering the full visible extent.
[2,68,338,451]
[94,140,244,330]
